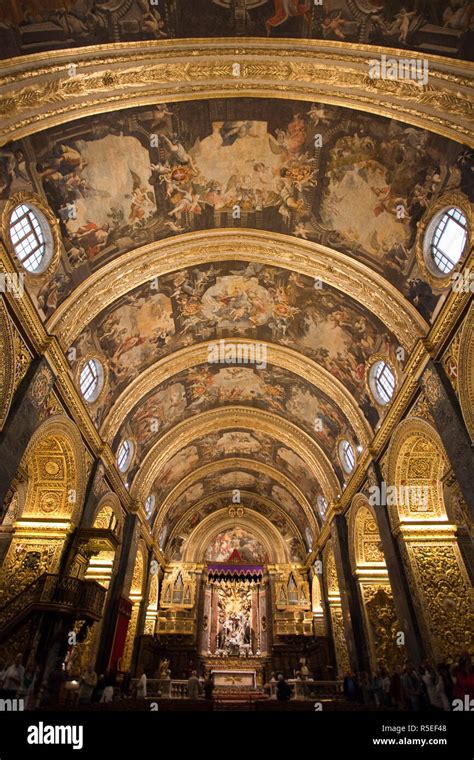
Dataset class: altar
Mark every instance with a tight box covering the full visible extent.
[212,669,257,690]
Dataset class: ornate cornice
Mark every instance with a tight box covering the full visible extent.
[152,457,317,538]
[132,405,339,503]
[0,40,472,146]
[47,230,426,351]
[101,339,372,446]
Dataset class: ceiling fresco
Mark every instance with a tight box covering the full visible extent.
[1,1,472,60]
[2,100,472,326]
[113,363,355,480]
[67,260,401,432]
[145,430,322,515]
[159,474,311,562]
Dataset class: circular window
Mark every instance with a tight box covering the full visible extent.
[145,494,155,520]
[428,207,467,275]
[117,439,134,473]
[79,358,104,403]
[339,439,355,475]
[369,360,396,405]
[317,495,328,520]
[9,203,52,273]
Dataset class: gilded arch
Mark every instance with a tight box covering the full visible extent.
[152,457,318,541]
[0,297,15,432]
[131,406,339,503]
[182,510,289,565]
[458,303,474,444]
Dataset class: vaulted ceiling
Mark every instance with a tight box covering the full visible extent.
[0,0,472,564]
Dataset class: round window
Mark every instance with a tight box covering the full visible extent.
[117,439,134,473]
[79,358,104,403]
[9,203,52,273]
[428,207,467,275]
[317,495,328,520]
[339,439,355,475]
[369,360,396,405]
[145,494,156,519]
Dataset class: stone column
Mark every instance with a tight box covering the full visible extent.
[317,553,337,679]
[130,546,153,673]
[332,515,372,674]
[422,360,474,519]
[0,358,55,509]
[370,462,426,664]
[95,512,139,673]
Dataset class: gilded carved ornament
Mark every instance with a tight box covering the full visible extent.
[153,457,317,539]
[458,304,474,443]
[0,41,472,146]
[0,298,15,432]
[167,491,305,555]
[47,231,425,351]
[101,339,371,447]
[182,510,287,565]
[132,405,338,504]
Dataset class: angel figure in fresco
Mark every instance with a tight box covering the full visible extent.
[137,0,167,38]
[322,12,348,40]
[127,170,156,226]
[161,134,198,172]
[265,0,312,36]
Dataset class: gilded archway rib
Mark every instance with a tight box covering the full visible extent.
[151,457,318,538]
[167,490,308,551]
[47,230,426,351]
[181,509,290,565]
[101,339,372,446]
[0,40,472,146]
[132,406,339,503]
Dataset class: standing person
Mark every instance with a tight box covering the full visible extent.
[204,673,214,700]
[1,653,25,699]
[389,665,404,710]
[359,671,372,705]
[121,670,132,698]
[78,663,97,705]
[187,670,201,699]
[372,669,384,707]
[137,668,147,699]
[276,673,292,701]
[100,669,116,703]
[343,671,358,702]
[402,661,422,711]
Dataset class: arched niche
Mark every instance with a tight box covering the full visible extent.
[458,304,474,443]
[386,417,473,662]
[0,415,87,604]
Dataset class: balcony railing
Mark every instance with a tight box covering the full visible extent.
[0,573,106,640]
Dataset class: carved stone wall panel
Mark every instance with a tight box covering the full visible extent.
[0,536,64,606]
[360,582,402,673]
[329,606,350,678]
[0,43,472,147]
[405,541,473,662]
[458,305,474,443]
